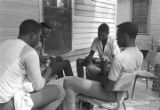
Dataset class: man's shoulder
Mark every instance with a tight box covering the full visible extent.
[21,44,37,57]
[93,37,99,42]
[108,36,117,43]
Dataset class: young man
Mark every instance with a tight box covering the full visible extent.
[76,23,120,80]
[37,22,73,78]
[0,19,65,110]
[63,22,143,110]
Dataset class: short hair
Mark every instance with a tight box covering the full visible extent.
[98,23,109,33]
[19,19,42,36]
[117,22,138,39]
[40,22,51,29]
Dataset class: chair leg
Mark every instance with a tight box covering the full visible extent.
[123,102,126,110]
[131,76,137,99]
[78,100,83,110]
[146,78,148,89]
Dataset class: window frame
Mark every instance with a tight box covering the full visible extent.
[40,0,73,55]
[131,0,151,35]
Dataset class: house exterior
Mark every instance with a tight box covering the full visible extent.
[0,0,117,74]
[117,0,160,51]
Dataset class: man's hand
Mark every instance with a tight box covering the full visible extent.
[84,56,92,65]
[55,56,63,61]
[43,67,52,83]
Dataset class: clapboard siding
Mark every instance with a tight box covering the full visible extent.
[73,0,117,50]
[147,0,160,50]
[75,10,115,19]
[74,28,115,34]
[116,0,160,51]
[0,0,40,43]
[74,22,115,28]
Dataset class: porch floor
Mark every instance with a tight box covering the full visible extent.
[93,80,160,110]
[124,80,160,110]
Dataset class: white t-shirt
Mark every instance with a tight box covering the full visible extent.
[91,37,120,60]
[108,47,143,90]
[0,39,43,103]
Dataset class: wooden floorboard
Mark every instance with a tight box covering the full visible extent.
[92,80,160,110]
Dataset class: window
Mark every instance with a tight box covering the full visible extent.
[43,0,72,54]
[132,0,149,33]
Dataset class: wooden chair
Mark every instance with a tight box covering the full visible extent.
[131,51,160,98]
[77,91,128,110]
[77,67,137,110]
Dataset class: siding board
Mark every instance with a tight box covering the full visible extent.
[75,10,115,19]
[74,28,115,34]
[74,22,115,28]
[73,0,117,51]
[75,4,115,14]
[0,28,18,36]
[0,0,40,42]
[74,16,115,23]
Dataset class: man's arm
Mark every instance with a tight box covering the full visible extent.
[24,51,51,91]
[102,78,115,91]
[111,38,121,57]
[87,50,95,58]
[101,57,121,92]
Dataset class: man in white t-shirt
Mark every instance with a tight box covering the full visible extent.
[0,19,65,110]
[76,23,120,80]
[62,22,143,110]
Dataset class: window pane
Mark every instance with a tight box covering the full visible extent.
[133,17,147,33]
[132,0,149,33]
[43,0,72,54]
[43,0,71,8]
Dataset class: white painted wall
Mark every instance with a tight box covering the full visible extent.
[0,0,40,42]
[117,0,160,51]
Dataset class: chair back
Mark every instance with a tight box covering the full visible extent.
[145,51,160,66]
[113,71,138,91]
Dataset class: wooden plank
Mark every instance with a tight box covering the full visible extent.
[73,43,91,50]
[0,0,38,4]
[0,11,39,28]
[0,28,18,36]
[0,36,16,43]
[150,24,160,30]
[90,1,115,9]
[0,0,38,11]
[150,29,160,35]
[74,22,116,28]
[74,28,98,33]
[74,33,97,39]
[75,0,116,5]
[75,4,115,14]
[74,16,115,23]
[74,27,116,34]
[75,0,115,9]
[73,32,116,40]
[73,38,94,45]
[75,10,115,19]
[91,0,116,5]
[60,47,90,58]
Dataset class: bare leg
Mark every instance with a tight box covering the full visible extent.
[63,76,117,110]
[31,84,66,110]
[0,99,15,110]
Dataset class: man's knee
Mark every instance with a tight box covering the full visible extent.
[48,85,66,102]
[63,60,70,65]
[63,76,75,89]
[77,58,84,65]
[54,85,66,101]
[0,99,14,110]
